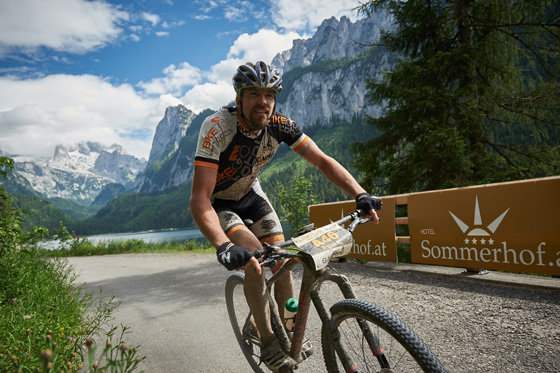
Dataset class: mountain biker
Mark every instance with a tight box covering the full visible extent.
[190,61,382,371]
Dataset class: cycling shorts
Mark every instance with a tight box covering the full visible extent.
[212,182,284,245]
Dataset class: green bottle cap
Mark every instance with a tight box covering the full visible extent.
[285,298,298,312]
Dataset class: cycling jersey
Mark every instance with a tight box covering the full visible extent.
[194,106,309,201]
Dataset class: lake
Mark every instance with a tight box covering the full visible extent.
[39,228,204,250]
[86,228,204,244]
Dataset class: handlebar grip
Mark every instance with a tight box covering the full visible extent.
[252,249,264,259]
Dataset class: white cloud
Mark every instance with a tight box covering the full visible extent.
[155,31,170,37]
[0,74,174,159]
[141,12,161,27]
[0,0,129,56]
[270,0,359,32]
[181,81,234,113]
[226,29,302,66]
[137,62,202,96]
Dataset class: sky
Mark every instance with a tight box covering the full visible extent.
[0,0,364,160]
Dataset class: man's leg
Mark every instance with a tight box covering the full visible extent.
[229,227,275,338]
[266,236,294,323]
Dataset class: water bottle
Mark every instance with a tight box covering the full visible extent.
[284,298,298,332]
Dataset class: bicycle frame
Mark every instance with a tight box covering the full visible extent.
[263,249,376,370]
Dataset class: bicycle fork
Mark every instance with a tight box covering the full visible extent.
[309,268,390,372]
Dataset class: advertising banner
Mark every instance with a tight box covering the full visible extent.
[408,177,560,276]
[309,197,397,262]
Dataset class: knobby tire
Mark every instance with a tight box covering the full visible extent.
[321,299,447,373]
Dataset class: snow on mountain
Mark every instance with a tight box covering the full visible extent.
[12,142,146,205]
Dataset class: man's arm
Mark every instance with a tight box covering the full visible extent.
[190,165,229,248]
[190,165,260,272]
[296,138,380,223]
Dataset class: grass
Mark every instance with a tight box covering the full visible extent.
[44,237,214,257]
[0,246,145,372]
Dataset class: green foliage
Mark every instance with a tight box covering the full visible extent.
[49,197,99,220]
[91,183,126,208]
[0,156,14,180]
[71,183,194,235]
[355,0,560,194]
[276,173,318,237]
[1,158,50,254]
[46,238,212,257]
[0,247,143,372]
[10,194,76,235]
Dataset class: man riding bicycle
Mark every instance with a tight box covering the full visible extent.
[190,61,382,371]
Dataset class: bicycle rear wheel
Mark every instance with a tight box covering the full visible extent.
[322,299,446,373]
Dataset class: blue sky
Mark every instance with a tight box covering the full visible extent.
[0,0,363,160]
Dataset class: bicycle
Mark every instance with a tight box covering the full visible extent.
[225,209,447,372]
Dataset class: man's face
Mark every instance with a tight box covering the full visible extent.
[237,87,276,132]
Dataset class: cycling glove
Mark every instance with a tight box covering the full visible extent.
[356,192,383,214]
[217,242,252,270]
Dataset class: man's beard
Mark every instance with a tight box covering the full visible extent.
[245,113,269,132]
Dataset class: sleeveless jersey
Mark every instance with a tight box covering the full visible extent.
[194,107,309,201]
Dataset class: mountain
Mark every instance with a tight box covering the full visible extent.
[272,14,392,71]
[273,14,396,127]
[133,14,396,194]
[134,106,212,193]
[8,142,146,206]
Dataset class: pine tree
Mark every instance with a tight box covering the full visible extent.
[354,0,560,194]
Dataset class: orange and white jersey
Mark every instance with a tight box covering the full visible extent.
[194,107,309,201]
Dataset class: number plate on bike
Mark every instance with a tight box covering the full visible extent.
[292,223,353,270]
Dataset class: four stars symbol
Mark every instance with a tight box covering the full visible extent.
[451,196,508,245]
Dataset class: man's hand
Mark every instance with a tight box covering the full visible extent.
[356,193,383,223]
[217,242,261,274]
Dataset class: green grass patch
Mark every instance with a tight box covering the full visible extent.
[44,238,214,257]
[0,247,145,371]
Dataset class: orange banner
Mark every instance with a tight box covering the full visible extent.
[408,177,560,276]
[309,198,397,262]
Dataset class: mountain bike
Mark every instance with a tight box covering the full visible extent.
[225,209,447,372]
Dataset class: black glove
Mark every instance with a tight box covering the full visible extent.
[356,193,383,215]
[217,242,252,270]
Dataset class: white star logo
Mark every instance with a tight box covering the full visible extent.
[449,196,509,237]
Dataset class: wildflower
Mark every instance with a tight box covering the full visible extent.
[40,349,53,361]
[67,336,73,341]
[85,338,94,349]
[119,343,127,352]
[10,299,15,303]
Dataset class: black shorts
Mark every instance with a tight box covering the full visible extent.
[212,183,284,244]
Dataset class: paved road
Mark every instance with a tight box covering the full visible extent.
[69,253,560,372]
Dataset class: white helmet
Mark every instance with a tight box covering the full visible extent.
[232,61,283,95]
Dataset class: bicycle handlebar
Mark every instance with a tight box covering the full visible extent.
[252,209,372,264]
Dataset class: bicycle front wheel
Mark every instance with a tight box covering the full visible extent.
[322,299,446,373]
[225,272,267,372]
